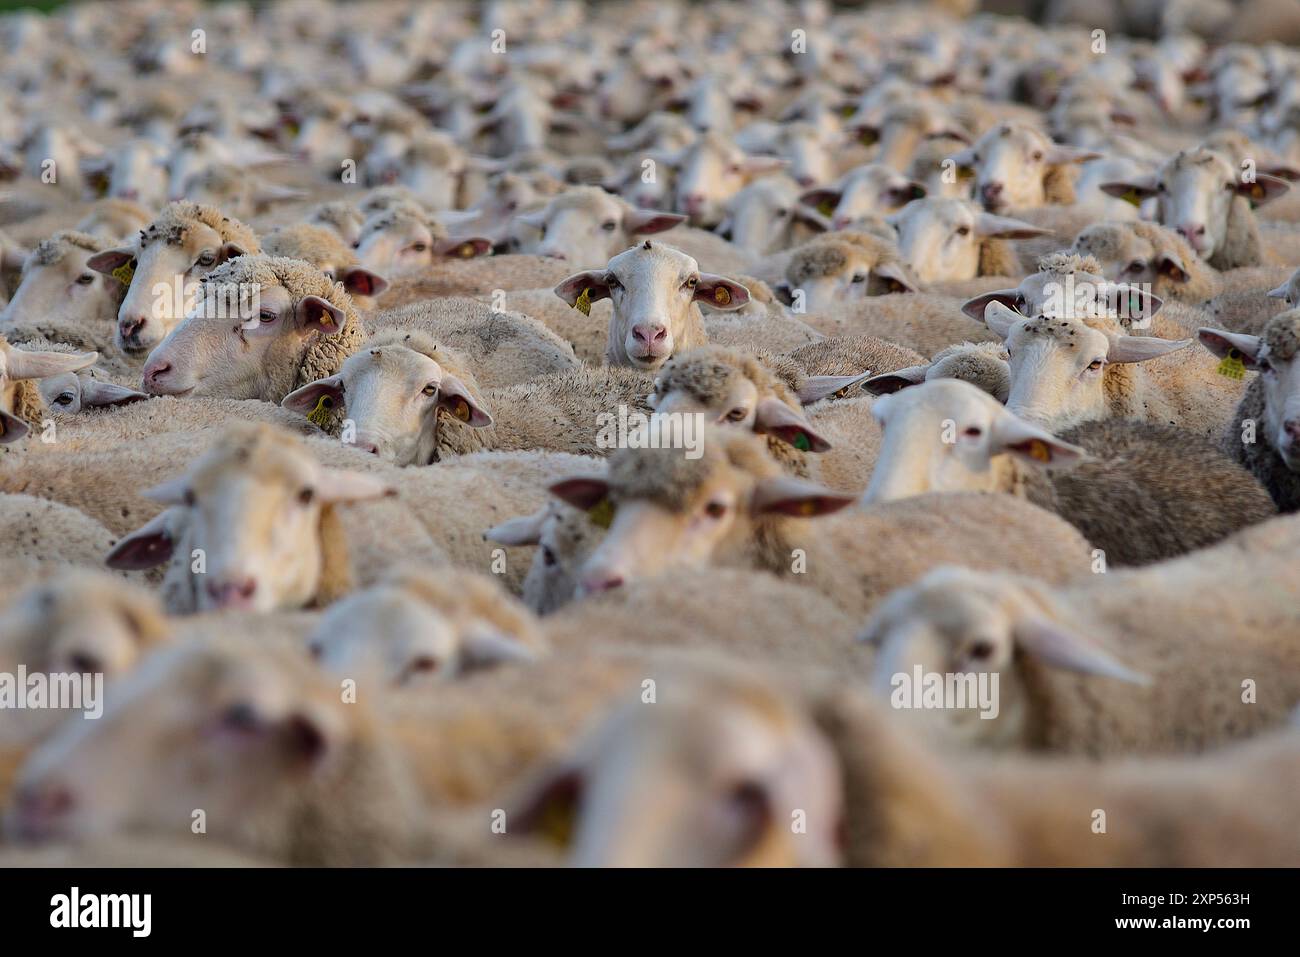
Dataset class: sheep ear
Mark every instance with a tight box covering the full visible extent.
[961,288,1020,321]
[1236,173,1290,208]
[982,301,1021,339]
[0,409,30,444]
[508,762,584,845]
[549,476,610,510]
[796,371,874,404]
[1098,178,1157,202]
[143,477,190,505]
[437,373,494,427]
[1266,283,1291,301]
[624,208,685,235]
[1262,164,1300,182]
[972,213,1050,240]
[1197,328,1263,368]
[947,147,977,169]
[693,275,750,310]
[217,242,247,264]
[282,376,345,416]
[750,475,856,517]
[1106,335,1191,364]
[1155,252,1189,283]
[461,628,538,670]
[85,246,134,276]
[1,244,28,271]
[1015,616,1151,685]
[990,413,1085,468]
[339,266,389,297]
[435,237,492,259]
[1098,282,1163,322]
[79,380,149,408]
[1041,145,1103,165]
[886,181,927,205]
[514,210,548,230]
[799,187,842,209]
[752,397,832,452]
[554,271,611,308]
[872,262,916,294]
[105,512,176,570]
[862,365,928,395]
[5,349,97,380]
[315,468,396,503]
[483,508,548,546]
[297,295,347,335]
[792,203,831,230]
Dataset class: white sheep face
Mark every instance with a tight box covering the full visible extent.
[888,199,1045,283]
[0,245,119,328]
[524,190,683,269]
[1200,326,1300,470]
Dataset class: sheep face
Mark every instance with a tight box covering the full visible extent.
[521,188,684,269]
[307,204,366,249]
[354,210,490,278]
[0,342,97,442]
[281,344,492,466]
[308,584,534,687]
[672,135,787,228]
[88,219,247,355]
[955,124,1097,212]
[0,242,121,328]
[888,199,1046,283]
[37,371,147,414]
[106,426,392,613]
[802,164,923,232]
[860,566,1148,749]
[988,305,1189,431]
[141,282,345,399]
[1200,320,1300,470]
[510,677,842,867]
[554,242,749,371]
[98,139,170,207]
[721,177,825,257]
[864,379,1082,503]
[486,502,595,614]
[784,242,912,314]
[6,641,353,849]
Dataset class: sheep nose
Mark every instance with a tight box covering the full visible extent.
[632,323,668,344]
[207,577,257,609]
[681,193,706,214]
[351,432,382,455]
[580,570,624,594]
[119,315,148,340]
[540,249,566,260]
[1284,419,1300,443]
[980,182,1003,204]
[142,359,171,389]
[11,781,76,841]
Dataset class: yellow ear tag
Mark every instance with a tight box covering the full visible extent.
[458,242,477,258]
[538,797,575,848]
[798,500,818,516]
[1120,188,1142,207]
[817,198,835,217]
[574,287,593,316]
[453,398,471,422]
[839,105,857,118]
[1218,348,1246,380]
[111,261,135,287]
[308,394,335,426]
[1027,439,1051,462]
[957,166,976,181]
[713,286,731,305]
[587,498,615,529]
[1251,183,1265,201]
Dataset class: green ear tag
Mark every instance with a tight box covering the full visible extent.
[1120,188,1142,208]
[817,199,835,217]
[308,394,335,426]
[574,287,593,316]
[792,431,812,451]
[111,261,135,287]
[1217,349,1246,380]
[587,498,615,529]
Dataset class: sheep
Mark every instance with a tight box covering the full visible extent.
[305,200,365,248]
[800,293,1000,356]
[1100,147,1291,269]
[260,223,390,308]
[0,571,169,747]
[698,274,825,354]
[0,230,126,331]
[980,298,1243,439]
[1072,219,1222,303]
[308,569,544,689]
[864,340,1013,402]
[716,177,827,258]
[376,254,576,303]
[552,240,752,371]
[513,185,685,269]
[554,427,1093,619]
[534,669,1300,865]
[799,163,925,232]
[101,422,445,614]
[0,493,125,587]
[779,232,918,314]
[84,201,261,354]
[886,198,1049,283]
[949,122,1101,212]
[0,336,98,443]
[781,334,926,380]
[666,131,789,228]
[72,198,153,241]
[351,203,491,280]
[863,378,1276,564]
[1200,313,1300,512]
[860,514,1300,756]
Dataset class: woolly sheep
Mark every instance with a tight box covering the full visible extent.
[779,232,917,314]
[0,337,98,443]
[950,122,1100,211]
[864,378,1276,564]
[799,164,926,232]
[887,198,1048,283]
[515,185,686,268]
[864,340,1013,402]
[0,231,126,331]
[352,203,491,279]
[861,515,1300,756]
[717,177,828,258]
[1072,219,1222,302]
[261,223,390,307]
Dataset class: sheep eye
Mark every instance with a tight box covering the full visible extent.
[955,225,970,236]
[704,500,727,518]
[1156,182,1165,192]
[409,656,440,673]
[1126,260,1145,273]
[968,640,995,661]
[422,383,438,396]
[1031,150,1043,161]
[963,426,982,437]
[542,545,557,567]
[601,220,618,231]
[196,251,217,267]
[68,651,102,674]
[410,243,428,253]
[725,407,748,421]
[1087,359,1104,371]
[220,702,259,732]
[607,275,622,290]
[54,393,75,406]
[504,201,518,212]
[685,276,699,289]
[298,487,315,505]
[851,273,867,283]
[75,272,95,285]
[259,309,276,322]
[775,207,789,217]
[308,643,324,660]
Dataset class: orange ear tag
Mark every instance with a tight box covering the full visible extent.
[713,286,731,305]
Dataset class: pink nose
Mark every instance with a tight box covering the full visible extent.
[142,358,171,391]
[118,187,139,200]
[1176,223,1206,247]
[11,781,75,841]
[207,577,257,609]
[632,323,667,345]
[581,571,624,594]
[119,315,149,341]
[980,182,1003,205]
[682,193,705,214]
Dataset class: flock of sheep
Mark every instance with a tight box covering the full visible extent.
[0,0,1299,868]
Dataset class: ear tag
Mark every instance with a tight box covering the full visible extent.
[792,431,812,451]
[538,797,575,848]
[308,394,335,426]
[1027,438,1051,462]
[587,498,615,529]
[1217,349,1246,380]
[957,166,976,181]
[858,129,878,147]
[1120,189,1142,207]
[713,286,731,305]
[797,500,818,516]
[574,287,593,316]
[839,105,856,118]
[1251,183,1265,201]
[453,398,471,421]
[817,199,835,217]
[111,261,135,286]
[458,242,477,258]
